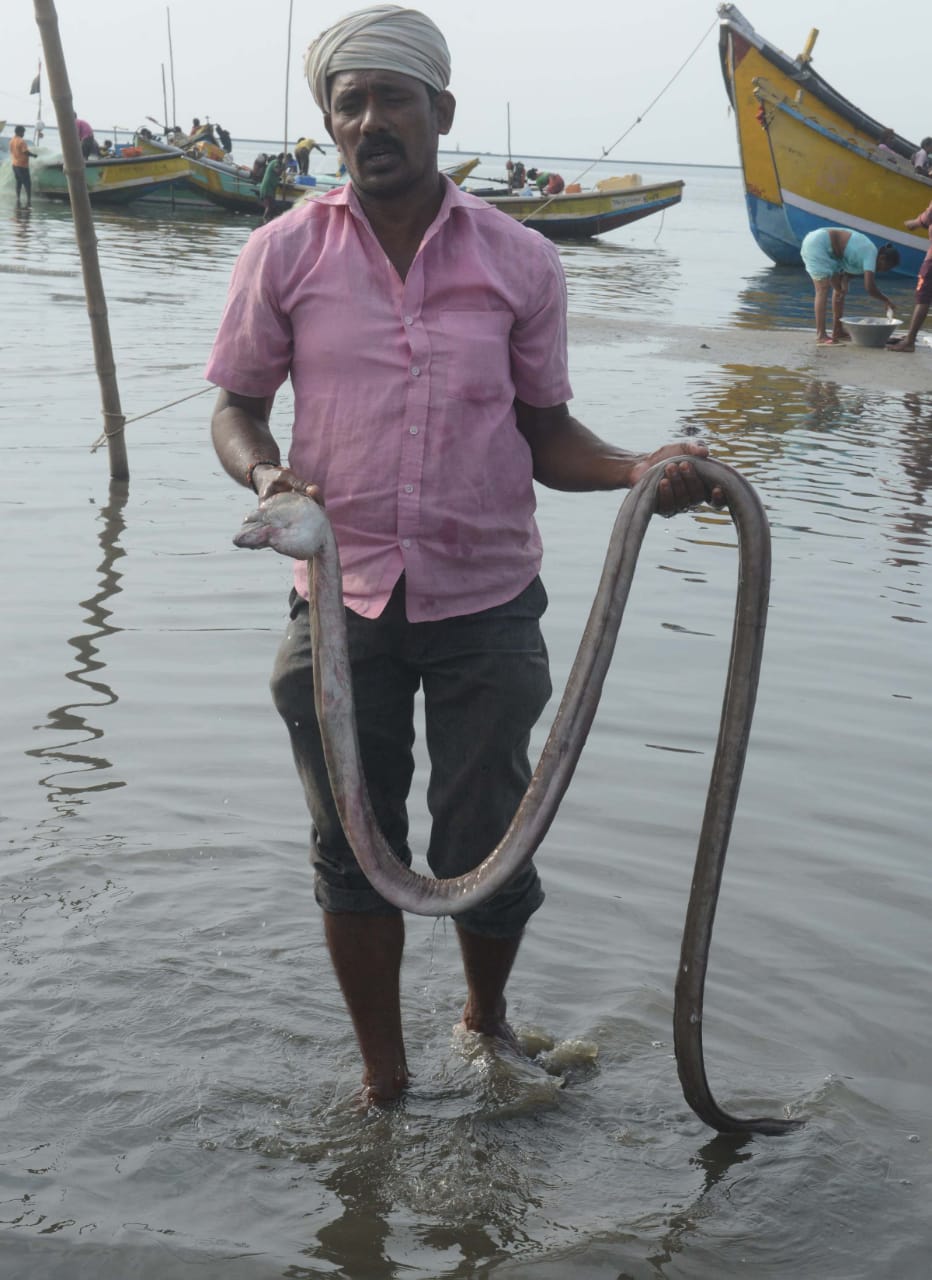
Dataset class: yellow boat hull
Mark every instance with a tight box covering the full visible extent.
[483,179,684,239]
[34,150,191,205]
[719,4,931,274]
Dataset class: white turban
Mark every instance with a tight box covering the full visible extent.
[305,5,451,114]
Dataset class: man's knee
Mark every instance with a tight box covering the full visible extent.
[452,865,545,937]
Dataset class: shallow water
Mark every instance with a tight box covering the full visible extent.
[1,157,930,1278]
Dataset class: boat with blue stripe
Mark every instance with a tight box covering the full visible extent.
[718,4,932,278]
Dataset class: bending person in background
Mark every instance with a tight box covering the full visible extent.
[800,227,899,345]
[526,167,564,196]
[294,135,325,174]
[74,112,93,146]
[888,200,932,352]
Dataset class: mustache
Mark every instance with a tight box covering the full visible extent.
[356,136,404,163]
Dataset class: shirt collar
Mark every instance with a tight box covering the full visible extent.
[326,173,468,235]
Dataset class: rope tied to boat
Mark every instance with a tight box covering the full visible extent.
[519,16,719,226]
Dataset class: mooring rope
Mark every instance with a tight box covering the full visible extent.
[88,384,215,452]
[518,16,719,225]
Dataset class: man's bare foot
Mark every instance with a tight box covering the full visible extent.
[360,1065,410,1108]
[887,337,916,352]
[832,326,852,342]
[816,335,837,345]
[457,1015,524,1056]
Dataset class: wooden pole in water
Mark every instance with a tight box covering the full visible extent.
[32,0,129,481]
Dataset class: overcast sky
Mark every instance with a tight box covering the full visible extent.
[1,2,926,167]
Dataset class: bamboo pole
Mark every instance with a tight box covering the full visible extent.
[33,0,129,480]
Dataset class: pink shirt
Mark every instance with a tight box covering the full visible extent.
[75,118,93,141]
[206,178,572,621]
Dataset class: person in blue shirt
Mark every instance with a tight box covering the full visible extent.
[800,227,899,344]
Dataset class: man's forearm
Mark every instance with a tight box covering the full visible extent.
[530,416,641,490]
[516,402,641,491]
[211,390,281,489]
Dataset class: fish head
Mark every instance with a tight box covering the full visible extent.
[233,490,329,559]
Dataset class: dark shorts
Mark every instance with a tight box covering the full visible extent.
[12,165,30,195]
[270,575,552,937]
[917,256,932,305]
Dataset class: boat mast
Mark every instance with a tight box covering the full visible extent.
[283,0,294,159]
[166,6,177,129]
[506,101,512,167]
[32,59,43,147]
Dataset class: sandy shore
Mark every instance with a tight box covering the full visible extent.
[569,313,932,393]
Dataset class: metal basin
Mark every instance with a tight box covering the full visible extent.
[846,317,900,347]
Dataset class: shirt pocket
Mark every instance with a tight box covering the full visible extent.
[437,310,514,402]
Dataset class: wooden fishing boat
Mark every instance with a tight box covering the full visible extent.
[441,155,481,187]
[33,146,191,205]
[135,136,479,214]
[477,177,684,239]
[132,133,277,212]
[719,3,931,276]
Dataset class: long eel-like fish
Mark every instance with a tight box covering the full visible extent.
[234,456,802,1135]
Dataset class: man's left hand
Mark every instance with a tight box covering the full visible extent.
[629,441,727,515]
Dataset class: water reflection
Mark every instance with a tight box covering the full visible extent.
[682,363,932,554]
[642,1135,755,1275]
[559,239,677,319]
[732,265,917,334]
[731,266,812,331]
[885,391,932,574]
[295,1107,555,1278]
[26,480,128,817]
[679,363,829,454]
[679,365,888,458]
[93,202,249,273]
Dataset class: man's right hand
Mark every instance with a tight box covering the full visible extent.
[253,464,321,504]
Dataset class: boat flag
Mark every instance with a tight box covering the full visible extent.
[30,70,41,95]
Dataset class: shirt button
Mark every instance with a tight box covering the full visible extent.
[404,314,414,325]
[410,365,420,377]
[409,425,419,435]
[402,538,412,548]
[403,483,413,493]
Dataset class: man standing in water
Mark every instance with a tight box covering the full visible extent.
[206,3,721,1105]
[9,125,37,208]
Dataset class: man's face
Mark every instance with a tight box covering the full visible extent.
[325,68,454,199]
